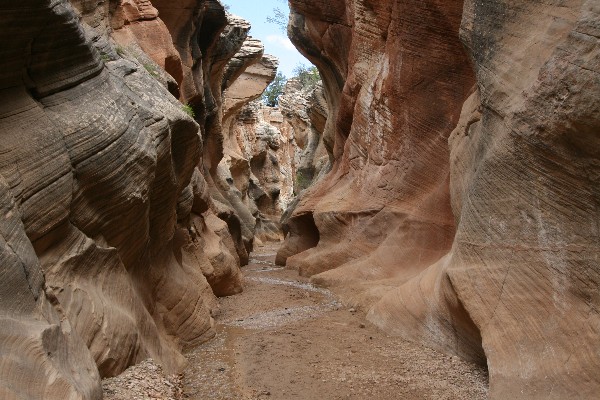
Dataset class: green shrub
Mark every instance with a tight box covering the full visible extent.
[262,71,286,107]
[295,171,310,190]
[143,63,159,77]
[293,64,320,90]
[182,104,195,119]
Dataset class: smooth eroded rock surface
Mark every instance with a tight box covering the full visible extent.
[0,0,273,397]
[282,0,474,305]
[283,0,600,398]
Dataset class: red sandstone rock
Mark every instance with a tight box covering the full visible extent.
[278,79,329,194]
[153,0,228,104]
[282,0,474,283]
[218,45,290,245]
[0,0,263,397]
[284,0,600,398]
[4,0,597,398]
[223,100,295,245]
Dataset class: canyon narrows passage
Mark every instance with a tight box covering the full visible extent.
[104,243,488,399]
[0,1,599,400]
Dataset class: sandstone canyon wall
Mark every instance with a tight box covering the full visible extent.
[221,100,293,244]
[283,0,600,398]
[218,43,285,246]
[218,69,328,246]
[278,79,329,194]
[280,0,474,284]
[0,0,281,398]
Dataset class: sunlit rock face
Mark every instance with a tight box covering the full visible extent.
[216,38,281,251]
[273,79,329,264]
[109,1,174,64]
[436,1,599,397]
[219,72,330,247]
[278,79,329,194]
[285,0,600,398]
[0,0,273,396]
[282,0,474,295]
[223,100,295,245]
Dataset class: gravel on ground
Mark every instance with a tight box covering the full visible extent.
[102,243,489,400]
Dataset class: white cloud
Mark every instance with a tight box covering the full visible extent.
[266,34,295,50]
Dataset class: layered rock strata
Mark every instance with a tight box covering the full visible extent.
[280,0,474,278]
[216,35,305,246]
[283,0,600,398]
[274,78,329,263]
[211,37,280,256]
[0,0,274,397]
[219,74,329,247]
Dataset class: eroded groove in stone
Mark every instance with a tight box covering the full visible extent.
[2,0,598,398]
[282,0,600,398]
[0,0,284,396]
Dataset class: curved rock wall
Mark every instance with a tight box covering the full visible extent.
[0,0,275,397]
[214,39,280,252]
[284,0,600,398]
[281,0,474,285]
[223,101,295,244]
[440,1,598,397]
[219,76,329,247]
[278,79,329,194]
[274,78,329,263]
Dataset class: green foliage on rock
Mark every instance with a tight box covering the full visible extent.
[262,72,287,107]
[143,63,159,77]
[293,64,320,90]
[293,169,318,195]
[295,171,311,192]
[182,104,195,119]
[261,64,322,107]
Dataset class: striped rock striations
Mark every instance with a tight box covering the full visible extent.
[213,37,281,256]
[219,76,329,247]
[0,0,277,398]
[284,0,600,398]
[281,0,474,287]
[275,78,329,264]
[429,1,598,397]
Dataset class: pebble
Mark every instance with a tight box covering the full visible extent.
[102,359,183,400]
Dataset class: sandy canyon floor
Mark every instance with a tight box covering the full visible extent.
[103,243,488,400]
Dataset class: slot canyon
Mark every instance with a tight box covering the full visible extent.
[0,0,598,399]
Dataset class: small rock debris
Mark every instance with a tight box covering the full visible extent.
[102,244,488,400]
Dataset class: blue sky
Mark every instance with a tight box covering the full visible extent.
[221,0,311,77]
